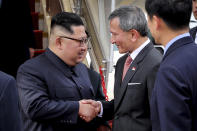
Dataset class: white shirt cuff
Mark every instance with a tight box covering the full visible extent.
[97,101,103,117]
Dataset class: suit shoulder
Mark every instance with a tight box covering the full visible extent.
[148,47,163,62]
[0,71,15,83]
[18,53,47,71]
[87,68,100,78]
[0,71,15,96]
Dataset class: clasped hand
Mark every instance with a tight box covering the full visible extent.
[79,99,101,122]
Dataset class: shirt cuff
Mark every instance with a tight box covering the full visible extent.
[97,101,103,117]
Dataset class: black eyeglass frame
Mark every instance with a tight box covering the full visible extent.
[59,35,90,45]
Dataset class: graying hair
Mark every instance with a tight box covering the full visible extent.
[108,5,148,36]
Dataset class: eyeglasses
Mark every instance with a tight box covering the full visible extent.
[59,36,90,46]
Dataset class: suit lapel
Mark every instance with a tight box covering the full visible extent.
[114,54,127,98]
[114,43,154,112]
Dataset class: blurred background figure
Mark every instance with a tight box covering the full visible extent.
[0,0,35,77]
[0,71,23,131]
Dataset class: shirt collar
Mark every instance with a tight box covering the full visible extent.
[164,32,190,55]
[130,39,150,60]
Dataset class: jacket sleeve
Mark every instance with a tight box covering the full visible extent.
[101,100,114,121]
[17,67,79,124]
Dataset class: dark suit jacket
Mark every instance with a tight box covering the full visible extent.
[0,0,35,77]
[189,26,197,40]
[0,71,23,131]
[102,43,162,131]
[151,36,197,131]
[17,48,106,131]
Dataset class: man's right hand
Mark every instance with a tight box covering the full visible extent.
[81,99,101,114]
[79,100,98,122]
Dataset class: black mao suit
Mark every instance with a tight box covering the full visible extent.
[17,48,106,131]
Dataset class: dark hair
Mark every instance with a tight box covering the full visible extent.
[108,5,148,37]
[50,12,84,34]
[145,0,192,30]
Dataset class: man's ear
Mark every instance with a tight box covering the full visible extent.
[55,37,62,49]
[129,29,139,42]
[153,15,161,30]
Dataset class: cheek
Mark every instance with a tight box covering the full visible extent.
[115,35,125,44]
[65,44,78,55]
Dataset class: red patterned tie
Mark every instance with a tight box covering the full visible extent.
[122,55,132,81]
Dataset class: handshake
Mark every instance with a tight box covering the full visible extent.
[78,99,101,122]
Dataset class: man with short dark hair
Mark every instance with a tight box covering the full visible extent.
[145,0,197,130]
[17,12,108,131]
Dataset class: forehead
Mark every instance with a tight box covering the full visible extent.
[110,18,122,32]
[110,17,120,27]
[71,25,86,37]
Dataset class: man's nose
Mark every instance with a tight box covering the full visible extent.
[80,44,87,51]
[110,37,116,44]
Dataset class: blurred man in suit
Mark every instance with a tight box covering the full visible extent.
[0,0,35,77]
[190,0,197,43]
[0,71,23,131]
[145,0,197,130]
[82,5,162,131]
[17,12,109,131]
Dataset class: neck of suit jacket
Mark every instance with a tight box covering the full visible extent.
[163,36,194,62]
[129,39,150,61]
[45,48,95,99]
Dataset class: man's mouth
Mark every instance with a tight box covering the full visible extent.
[78,52,84,57]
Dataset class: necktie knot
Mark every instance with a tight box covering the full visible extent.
[122,55,132,81]
[125,56,132,65]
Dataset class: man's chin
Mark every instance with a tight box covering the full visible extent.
[76,57,84,63]
[118,50,126,54]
